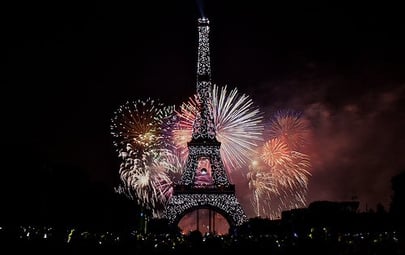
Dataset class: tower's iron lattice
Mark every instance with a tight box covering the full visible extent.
[163,17,248,228]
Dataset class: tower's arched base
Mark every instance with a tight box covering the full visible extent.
[177,208,230,235]
[164,191,248,229]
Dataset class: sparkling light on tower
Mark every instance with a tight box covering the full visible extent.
[163,17,248,229]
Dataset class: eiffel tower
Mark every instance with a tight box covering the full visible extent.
[163,17,248,231]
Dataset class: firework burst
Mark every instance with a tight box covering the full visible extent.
[260,138,311,189]
[172,84,264,173]
[117,145,175,216]
[261,138,291,168]
[267,110,312,151]
[246,110,313,219]
[111,98,179,215]
[110,98,175,154]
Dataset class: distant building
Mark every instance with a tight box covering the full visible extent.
[282,200,359,221]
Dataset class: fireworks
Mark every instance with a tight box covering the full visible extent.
[117,144,177,216]
[246,110,313,219]
[261,138,311,188]
[247,156,311,219]
[110,98,175,154]
[262,110,312,191]
[155,149,184,184]
[247,159,277,217]
[261,138,291,168]
[171,98,198,159]
[267,110,312,151]
[172,84,264,173]
[110,95,313,220]
[111,99,178,216]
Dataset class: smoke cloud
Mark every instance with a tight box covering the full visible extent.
[252,70,405,211]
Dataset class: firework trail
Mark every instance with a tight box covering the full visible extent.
[172,84,264,173]
[155,149,184,184]
[259,181,308,219]
[247,159,278,217]
[247,154,310,219]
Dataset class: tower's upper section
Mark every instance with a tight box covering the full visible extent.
[196,17,211,83]
[191,17,217,143]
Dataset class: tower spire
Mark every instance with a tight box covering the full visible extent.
[197,17,211,82]
[191,17,217,142]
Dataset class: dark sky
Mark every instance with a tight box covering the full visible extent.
[2,1,405,224]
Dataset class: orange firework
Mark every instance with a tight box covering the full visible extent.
[246,110,313,219]
[268,110,312,151]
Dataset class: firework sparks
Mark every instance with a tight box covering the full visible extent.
[261,138,291,168]
[111,97,314,219]
[246,110,313,219]
[268,110,312,151]
[117,145,175,216]
[247,156,311,219]
[111,99,178,215]
[172,84,264,173]
[247,159,277,217]
[110,98,175,154]
[260,138,311,188]
[172,99,197,159]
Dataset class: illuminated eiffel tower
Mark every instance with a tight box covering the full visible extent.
[163,17,248,231]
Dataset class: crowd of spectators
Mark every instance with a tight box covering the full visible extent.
[0,221,402,255]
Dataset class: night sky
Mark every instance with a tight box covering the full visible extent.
[2,1,405,225]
